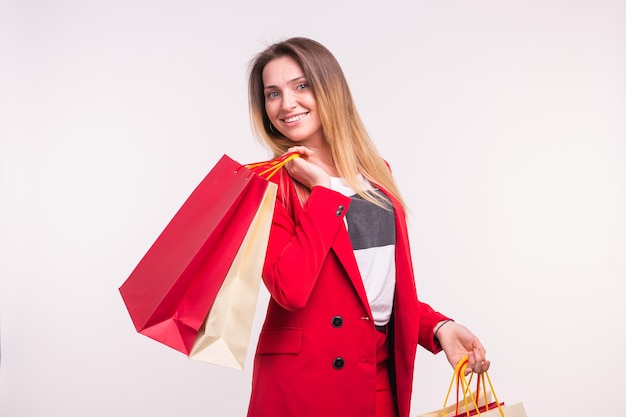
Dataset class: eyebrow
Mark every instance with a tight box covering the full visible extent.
[263,76,307,90]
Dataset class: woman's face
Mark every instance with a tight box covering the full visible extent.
[262,56,324,146]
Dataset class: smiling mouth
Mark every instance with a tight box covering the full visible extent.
[282,113,308,123]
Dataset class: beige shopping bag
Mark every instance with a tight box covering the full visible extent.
[472,403,527,417]
[417,356,527,417]
[418,391,493,417]
[187,173,277,370]
[187,153,302,369]
[417,392,492,417]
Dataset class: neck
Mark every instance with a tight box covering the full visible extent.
[302,140,339,176]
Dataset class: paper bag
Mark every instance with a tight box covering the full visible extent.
[417,391,493,417]
[120,152,298,369]
[120,154,275,355]
[187,177,276,369]
[470,403,527,417]
[417,357,527,417]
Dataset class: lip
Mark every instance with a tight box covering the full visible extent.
[281,112,309,124]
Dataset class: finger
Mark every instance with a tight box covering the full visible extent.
[474,347,485,362]
[467,349,482,373]
[287,146,312,156]
[466,351,477,374]
[474,359,490,374]
[467,349,489,374]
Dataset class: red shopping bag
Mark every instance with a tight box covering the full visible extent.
[119,153,296,358]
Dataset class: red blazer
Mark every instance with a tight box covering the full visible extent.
[247,170,450,417]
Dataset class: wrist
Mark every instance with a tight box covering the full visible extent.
[434,319,453,342]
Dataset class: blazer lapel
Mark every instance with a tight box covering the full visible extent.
[329,184,407,321]
[289,174,373,318]
[331,219,373,319]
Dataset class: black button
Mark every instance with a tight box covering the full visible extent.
[332,357,345,369]
[331,316,343,328]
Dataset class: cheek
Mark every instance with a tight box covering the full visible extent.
[302,93,318,110]
[265,101,278,118]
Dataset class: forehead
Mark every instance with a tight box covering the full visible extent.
[262,56,305,87]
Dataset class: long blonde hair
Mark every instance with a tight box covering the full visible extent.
[248,37,406,210]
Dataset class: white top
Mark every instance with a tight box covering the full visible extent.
[330,176,396,326]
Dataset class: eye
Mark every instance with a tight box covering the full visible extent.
[266,90,280,99]
[296,83,309,91]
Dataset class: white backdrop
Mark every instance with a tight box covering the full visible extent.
[1,1,625,416]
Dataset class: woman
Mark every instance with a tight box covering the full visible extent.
[246,37,489,417]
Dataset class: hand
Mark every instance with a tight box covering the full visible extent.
[435,321,490,374]
[284,146,331,189]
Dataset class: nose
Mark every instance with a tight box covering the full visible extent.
[281,90,297,111]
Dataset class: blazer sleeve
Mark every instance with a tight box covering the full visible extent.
[417,300,453,353]
[262,183,352,311]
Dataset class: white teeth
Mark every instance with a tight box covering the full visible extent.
[284,113,307,123]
